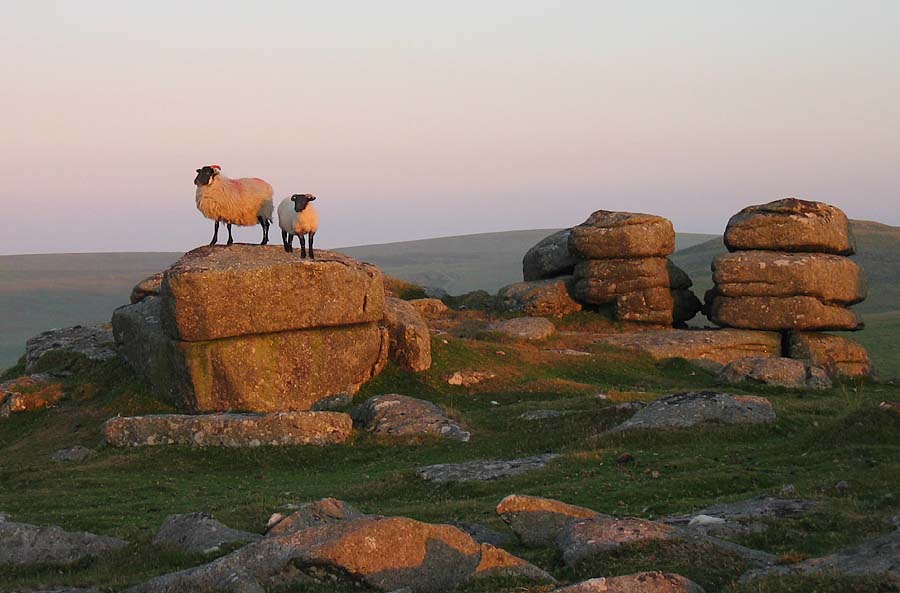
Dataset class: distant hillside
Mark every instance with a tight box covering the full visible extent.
[0,231,716,370]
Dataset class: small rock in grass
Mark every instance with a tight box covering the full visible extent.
[50,446,95,462]
[446,370,496,387]
[153,512,261,554]
[416,454,559,482]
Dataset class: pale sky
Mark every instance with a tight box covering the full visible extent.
[1,1,898,255]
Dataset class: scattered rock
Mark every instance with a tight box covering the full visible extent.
[558,516,676,565]
[113,296,389,413]
[490,317,556,341]
[523,229,580,281]
[497,494,599,547]
[266,498,364,537]
[718,357,832,389]
[127,513,543,593]
[408,298,448,317]
[446,371,495,387]
[103,412,353,448]
[707,294,864,331]
[0,519,127,566]
[416,454,559,482]
[665,496,815,538]
[24,325,116,372]
[383,297,432,372]
[545,349,592,356]
[131,272,165,304]
[351,394,470,441]
[880,401,900,415]
[159,246,385,342]
[608,392,776,433]
[552,572,705,593]
[50,445,95,463]
[789,332,874,378]
[724,198,855,255]
[568,211,675,260]
[0,375,64,417]
[595,329,782,369]
[616,453,635,464]
[742,529,900,580]
[498,277,582,317]
[834,480,851,493]
[474,543,555,582]
[448,522,512,547]
[153,512,261,554]
[519,409,567,421]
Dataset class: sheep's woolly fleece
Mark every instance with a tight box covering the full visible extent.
[196,171,274,227]
[278,198,319,236]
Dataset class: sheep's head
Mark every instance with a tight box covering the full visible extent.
[194,165,221,186]
[291,194,317,212]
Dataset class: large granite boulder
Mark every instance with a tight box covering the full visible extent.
[383,297,432,373]
[788,332,873,378]
[0,519,128,566]
[718,357,831,389]
[707,294,863,331]
[103,412,353,447]
[668,260,702,325]
[568,211,675,259]
[24,325,117,371]
[152,513,261,553]
[351,394,470,441]
[498,277,582,317]
[523,229,580,281]
[608,392,776,433]
[614,287,675,326]
[113,297,389,412]
[595,329,782,369]
[159,246,385,342]
[571,258,670,302]
[552,572,705,593]
[724,198,855,255]
[712,251,866,304]
[497,495,599,547]
[127,513,543,593]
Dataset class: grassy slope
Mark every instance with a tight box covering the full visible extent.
[0,232,716,371]
[671,220,900,378]
[1,328,898,593]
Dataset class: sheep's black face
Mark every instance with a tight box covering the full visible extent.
[194,166,218,186]
[291,193,316,212]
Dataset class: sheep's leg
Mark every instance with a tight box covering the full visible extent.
[210,220,220,245]
[299,235,307,259]
[258,217,270,245]
[281,230,289,252]
[226,223,234,245]
[308,232,315,260]
[286,234,294,253]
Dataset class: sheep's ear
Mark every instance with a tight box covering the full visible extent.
[307,195,317,201]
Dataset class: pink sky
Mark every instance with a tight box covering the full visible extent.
[1,2,898,254]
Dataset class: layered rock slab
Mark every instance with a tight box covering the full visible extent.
[724,198,855,255]
[568,211,675,260]
[788,332,873,378]
[113,297,389,412]
[159,246,385,342]
[103,412,353,447]
[708,295,863,331]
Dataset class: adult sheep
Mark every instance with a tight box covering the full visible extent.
[278,194,319,258]
[194,165,274,245]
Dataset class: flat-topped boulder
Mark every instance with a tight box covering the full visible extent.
[595,329,782,368]
[160,245,385,342]
[498,277,582,317]
[523,229,580,280]
[724,198,855,255]
[103,412,353,447]
[571,258,670,303]
[113,297,389,412]
[569,211,675,259]
[608,392,776,433]
[707,295,863,331]
[712,251,866,304]
[788,332,873,378]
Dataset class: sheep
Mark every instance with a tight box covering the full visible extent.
[193,165,274,245]
[278,194,319,258]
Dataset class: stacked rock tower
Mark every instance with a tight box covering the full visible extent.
[567,211,701,326]
[706,198,872,377]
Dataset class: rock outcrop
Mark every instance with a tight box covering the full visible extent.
[383,297,432,372]
[351,395,471,441]
[24,325,117,371]
[0,375,64,417]
[103,412,353,448]
[113,246,391,412]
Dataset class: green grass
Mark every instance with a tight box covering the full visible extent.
[1,328,899,593]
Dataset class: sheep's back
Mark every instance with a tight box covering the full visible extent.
[197,177,273,226]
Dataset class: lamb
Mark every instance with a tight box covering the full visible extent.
[193,165,274,245]
[277,194,319,258]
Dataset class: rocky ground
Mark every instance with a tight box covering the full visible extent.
[1,295,898,593]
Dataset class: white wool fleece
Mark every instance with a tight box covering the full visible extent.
[277,198,320,235]
[196,175,274,227]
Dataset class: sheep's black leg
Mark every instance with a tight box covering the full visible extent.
[258,217,269,245]
[226,223,234,245]
[286,234,294,253]
[299,235,307,259]
[281,230,289,252]
[210,221,219,245]
[308,232,315,260]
